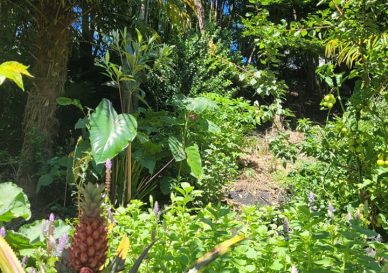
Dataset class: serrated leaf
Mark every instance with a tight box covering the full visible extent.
[89,99,137,164]
[168,136,186,162]
[185,145,203,179]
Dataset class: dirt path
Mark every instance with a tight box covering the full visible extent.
[226,130,304,208]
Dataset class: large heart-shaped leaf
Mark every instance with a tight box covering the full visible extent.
[89,99,137,164]
[0,182,31,223]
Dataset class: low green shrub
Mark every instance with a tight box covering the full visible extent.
[108,183,387,273]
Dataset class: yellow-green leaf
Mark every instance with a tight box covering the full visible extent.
[0,61,33,91]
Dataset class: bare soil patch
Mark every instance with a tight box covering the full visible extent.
[225,130,304,208]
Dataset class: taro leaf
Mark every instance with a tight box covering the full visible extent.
[185,145,203,179]
[56,97,83,111]
[184,97,217,114]
[89,99,137,164]
[0,61,32,91]
[0,182,31,223]
[168,136,186,162]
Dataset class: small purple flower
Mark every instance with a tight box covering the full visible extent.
[291,265,298,273]
[328,201,335,218]
[49,213,55,223]
[308,191,315,205]
[21,256,27,267]
[0,227,6,237]
[154,201,159,215]
[283,217,290,234]
[107,207,116,223]
[55,233,68,257]
[29,268,36,273]
[106,159,112,171]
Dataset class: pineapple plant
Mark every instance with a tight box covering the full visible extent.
[69,183,108,273]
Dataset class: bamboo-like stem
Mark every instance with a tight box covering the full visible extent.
[126,143,132,202]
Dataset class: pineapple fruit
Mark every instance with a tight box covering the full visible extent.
[69,183,108,273]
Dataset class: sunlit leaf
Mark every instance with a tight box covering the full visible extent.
[89,99,137,164]
[185,145,203,179]
[0,61,33,91]
[0,182,31,223]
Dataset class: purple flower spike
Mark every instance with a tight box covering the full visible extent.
[106,159,112,171]
[154,201,159,215]
[283,217,290,234]
[49,213,55,222]
[0,227,6,237]
[55,233,68,257]
[327,201,335,218]
[308,191,315,203]
[21,256,27,267]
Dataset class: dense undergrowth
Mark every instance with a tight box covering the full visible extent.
[1,0,388,272]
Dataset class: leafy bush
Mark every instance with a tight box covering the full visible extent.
[107,183,387,273]
[131,92,260,203]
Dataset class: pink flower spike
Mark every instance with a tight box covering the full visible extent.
[49,213,55,222]
[0,227,5,237]
[106,159,112,171]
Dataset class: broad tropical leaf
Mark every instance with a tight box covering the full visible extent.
[89,99,137,164]
[0,183,31,223]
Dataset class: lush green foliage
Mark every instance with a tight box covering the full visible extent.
[1,0,387,272]
[107,183,387,272]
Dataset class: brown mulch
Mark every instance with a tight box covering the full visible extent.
[225,130,304,208]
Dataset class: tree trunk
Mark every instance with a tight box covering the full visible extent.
[17,1,73,197]
[193,0,205,32]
